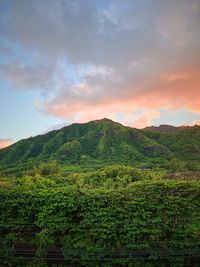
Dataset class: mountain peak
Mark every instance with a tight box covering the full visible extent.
[94,118,115,123]
[71,118,116,127]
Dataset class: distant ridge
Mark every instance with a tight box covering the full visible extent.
[143,124,187,134]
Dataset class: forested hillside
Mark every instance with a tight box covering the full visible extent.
[0,119,200,175]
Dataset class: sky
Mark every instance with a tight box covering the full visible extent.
[0,0,200,148]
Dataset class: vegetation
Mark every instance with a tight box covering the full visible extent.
[0,119,200,266]
[1,119,200,174]
[0,164,200,266]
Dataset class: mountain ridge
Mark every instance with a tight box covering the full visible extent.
[143,124,189,134]
[2,118,199,149]
[0,118,200,171]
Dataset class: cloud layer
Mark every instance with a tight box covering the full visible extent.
[0,0,200,127]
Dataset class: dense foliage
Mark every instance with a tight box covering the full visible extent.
[0,165,200,266]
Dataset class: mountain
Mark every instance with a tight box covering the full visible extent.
[0,118,200,171]
[143,124,200,163]
[143,124,187,134]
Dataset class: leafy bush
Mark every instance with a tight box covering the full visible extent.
[38,161,59,176]
[1,174,200,266]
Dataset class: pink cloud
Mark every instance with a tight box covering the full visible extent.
[128,111,160,128]
[135,69,200,113]
[39,66,200,128]
[0,139,13,149]
[187,120,200,126]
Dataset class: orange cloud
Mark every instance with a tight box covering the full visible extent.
[187,120,200,126]
[0,139,13,149]
[39,65,200,128]
[129,110,160,128]
[119,68,200,114]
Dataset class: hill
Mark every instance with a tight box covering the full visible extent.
[143,124,187,134]
[0,118,200,172]
[143,124,200,169]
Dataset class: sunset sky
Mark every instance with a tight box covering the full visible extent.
[0,0,200,148]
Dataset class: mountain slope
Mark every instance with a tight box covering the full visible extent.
[143,125,200,160]
[143,124,187,134]
[0,119,199,171]
[0,118,172,168]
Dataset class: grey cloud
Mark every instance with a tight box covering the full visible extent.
[1,0,198,65]
[0,62,56,91]
[1,0,101,63]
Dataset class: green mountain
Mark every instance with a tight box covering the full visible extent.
[143,124,200,166]
[143,124,187,134]
[0,118,200,171]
